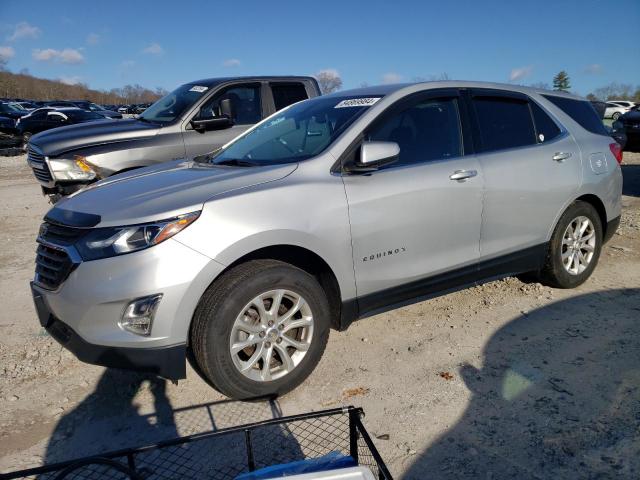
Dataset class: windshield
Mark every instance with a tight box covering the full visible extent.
[0,103,24,113]
[67,110,105,121]
[140,83,211,124]
[212,95,381,166]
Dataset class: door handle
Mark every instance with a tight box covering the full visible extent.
[449,169,478,181]
[552,152,572,162]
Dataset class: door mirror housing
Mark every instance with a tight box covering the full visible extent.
[348,141,400,172]
[190,115,234,133]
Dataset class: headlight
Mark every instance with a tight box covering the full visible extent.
[48,156,97,181]
[76,211,200,261]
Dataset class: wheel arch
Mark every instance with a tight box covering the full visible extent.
[575,193,608,237]
[223,245,345,331]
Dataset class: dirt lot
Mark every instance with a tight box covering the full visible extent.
[1,153,639,479]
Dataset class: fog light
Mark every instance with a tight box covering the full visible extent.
[120,294,163,336]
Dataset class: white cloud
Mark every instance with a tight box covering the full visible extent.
[509,65,533,82]
[8,22,41,42]
[0,46,15,62]
[382,72,402,84]
[59,75,82,85]
[223,58,241,67]
[86,33,100,45]
[33,48,85,64]
[583,63,603,74]
[142,43,163,55]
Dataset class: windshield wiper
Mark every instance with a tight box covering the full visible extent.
[137,117,161,125]
[214,159,258,167]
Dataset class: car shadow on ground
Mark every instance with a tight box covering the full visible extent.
[622,163,640,197]
[403,289,640,479]
[41,370,304,477]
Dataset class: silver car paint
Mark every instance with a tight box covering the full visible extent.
[35,81,622,352]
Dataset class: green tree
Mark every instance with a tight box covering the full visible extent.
[553,71,571,91]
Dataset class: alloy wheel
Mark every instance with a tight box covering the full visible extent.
[229,289,314,382]
[561,216,596,275]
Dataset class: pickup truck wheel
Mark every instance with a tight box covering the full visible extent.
[540,201,602,288]
[191,259,330,399]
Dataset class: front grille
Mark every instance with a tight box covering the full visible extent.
[27,145,53,183]
[35,243,75,290]
[34,221,86,289]
[39,221,86,246]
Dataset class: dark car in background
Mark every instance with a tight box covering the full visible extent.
[617,104,640,150]
[17,107,109,148]
[70,100,123,119]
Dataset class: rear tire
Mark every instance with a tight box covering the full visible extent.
[191,260,330,399]
[612,112,621,121]
[540,201,602,288]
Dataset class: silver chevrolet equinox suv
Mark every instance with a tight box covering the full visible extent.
[31,81,623,399]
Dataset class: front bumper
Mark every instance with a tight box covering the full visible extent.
[31,237,225,379]
[33,284,186,379]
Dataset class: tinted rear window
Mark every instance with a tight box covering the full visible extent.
[542,95,608,136]
[473,97,536,152]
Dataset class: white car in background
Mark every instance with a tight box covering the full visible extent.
[605,101,635,120]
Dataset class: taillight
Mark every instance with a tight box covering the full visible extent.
[609,143,623,165]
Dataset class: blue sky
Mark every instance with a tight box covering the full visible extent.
[0,0,638,95]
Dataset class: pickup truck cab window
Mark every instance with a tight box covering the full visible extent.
[195,84,262,125]
[270,83,309,110]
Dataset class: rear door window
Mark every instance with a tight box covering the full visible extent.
[271,83,309,111]
[472,96,536,152]
[542,95,608,136]
[530,102,562,143]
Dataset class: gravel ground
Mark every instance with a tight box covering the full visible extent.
[0,152,639,479]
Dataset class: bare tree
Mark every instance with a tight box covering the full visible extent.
[592,82,635,101]
[315,69,342,94]
[529,81,551,90]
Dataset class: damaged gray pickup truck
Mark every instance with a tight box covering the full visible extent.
[26,76,320,202]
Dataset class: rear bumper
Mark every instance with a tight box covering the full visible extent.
[32,283,186,380]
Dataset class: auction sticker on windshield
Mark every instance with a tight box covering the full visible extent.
[334,97,381,108]
[189,85,209,93]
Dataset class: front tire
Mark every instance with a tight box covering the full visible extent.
[540,201,602,288]
[191,260,330,399]
[612,112,621,121]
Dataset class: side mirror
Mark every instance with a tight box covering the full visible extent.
[348,141,400,172]
[190,115,234,133]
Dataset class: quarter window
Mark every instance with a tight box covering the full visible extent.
[271,83,309,111]
[366,97,462,167]
[472,96,536,152]
[197,85,262,125]
[542,95,608,136]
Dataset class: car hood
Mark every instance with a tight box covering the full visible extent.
[50,160,297,227]
[30,118,161,156]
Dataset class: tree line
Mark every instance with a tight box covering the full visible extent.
[0,70,168,104]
